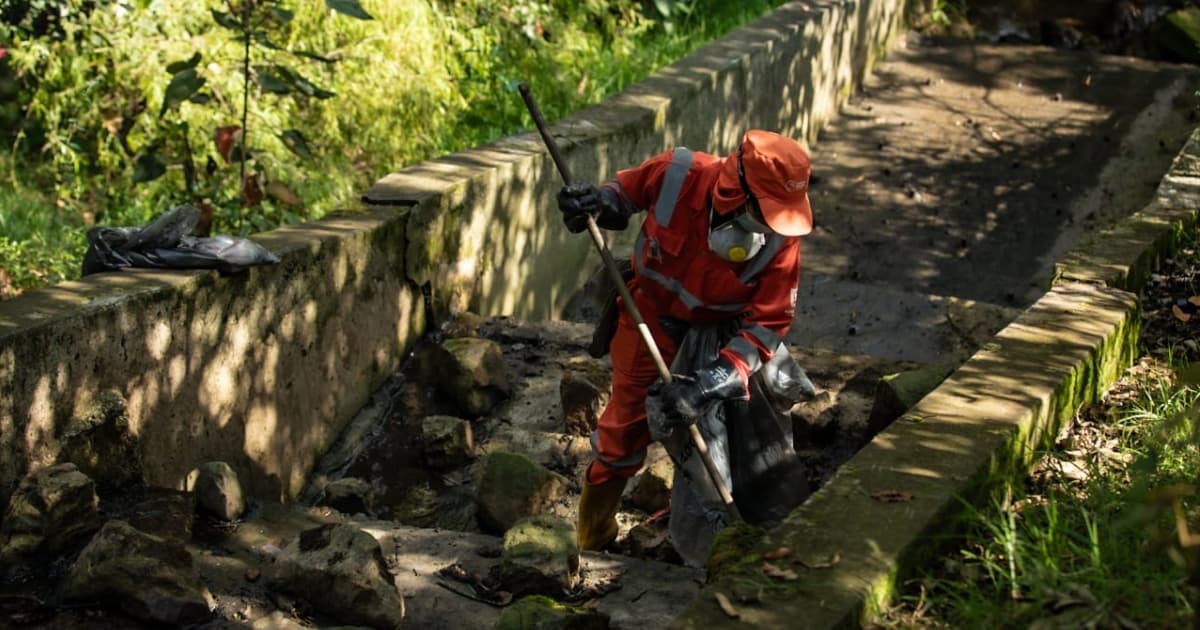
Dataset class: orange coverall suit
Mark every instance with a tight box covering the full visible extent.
[586,147,803,485]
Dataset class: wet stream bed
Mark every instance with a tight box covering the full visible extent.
[302,312,920,567]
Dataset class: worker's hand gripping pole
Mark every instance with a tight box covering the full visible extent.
[518,83,741,522]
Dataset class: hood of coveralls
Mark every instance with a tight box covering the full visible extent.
[711,130,814,237]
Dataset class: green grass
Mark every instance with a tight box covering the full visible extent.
[0,170,85,291]
[0,0,788,297]
[876,364,1200,628]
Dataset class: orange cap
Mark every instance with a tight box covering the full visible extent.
[712,130,813,236]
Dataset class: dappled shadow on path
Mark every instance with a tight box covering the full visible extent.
[803,40,1198,308]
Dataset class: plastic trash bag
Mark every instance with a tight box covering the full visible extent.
[648,322,813,567]
[82,204,280,277]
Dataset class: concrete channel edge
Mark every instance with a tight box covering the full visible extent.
[669,130,1200,627]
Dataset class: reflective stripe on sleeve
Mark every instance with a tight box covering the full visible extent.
[746,324,782,350]
[725,336,763,373]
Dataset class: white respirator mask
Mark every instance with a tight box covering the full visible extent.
[708,206,769,262]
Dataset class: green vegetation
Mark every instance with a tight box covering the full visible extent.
[925,0,967,29]
[876,359,1200,627]
[0,0,787,296]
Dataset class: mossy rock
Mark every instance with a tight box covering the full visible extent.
[62,520,214,626]
[476,452,567,533]
[705,521,766,582]
[433,337,512,416]
[494,595,609,630]
[392,481,439,528]
[0,463,101,563]
[1159,8,1200,64]
[421,415,475,467]
[57,389,142,489]
[629,455,673,513]
[866,361,956,434]
[500,514,579,596]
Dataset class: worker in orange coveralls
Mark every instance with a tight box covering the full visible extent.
[556,129,814,550]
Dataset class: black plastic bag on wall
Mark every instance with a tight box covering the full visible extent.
[82,204,280,277]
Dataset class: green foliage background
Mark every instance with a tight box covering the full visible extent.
[0,0,785,295]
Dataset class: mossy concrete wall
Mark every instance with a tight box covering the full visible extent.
[363,0,909,320]
[0,211,423,509]
[670,127,1200,629]
[0,0,908,509]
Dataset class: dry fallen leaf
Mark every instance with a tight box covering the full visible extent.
[214,125,241,163]
[714,592,740,619]
[266,180,303,206]
[730,584,765,604]
[1173,304,1192,323]
[806,550,842,570]
[871,490,914,502]
[801,549,840,568]
[241,173,264,207]
[762,561,800,580]
[764,546,794,560]
[1190,296,1200,307]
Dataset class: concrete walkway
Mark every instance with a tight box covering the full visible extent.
[791,35,1197,364]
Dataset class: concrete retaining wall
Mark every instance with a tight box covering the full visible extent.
[363,0,909,320]
[0,213,424,508]
[0,0,909,508]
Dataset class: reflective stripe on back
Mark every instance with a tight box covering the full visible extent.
[653,148,693,227]
[634,145,788,314]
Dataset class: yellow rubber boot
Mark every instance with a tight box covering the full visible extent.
[576,476,627,551]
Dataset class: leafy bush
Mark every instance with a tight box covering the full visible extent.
[0,0,786,296]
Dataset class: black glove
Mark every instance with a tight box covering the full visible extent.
[557,182,629,233]
[659,356,748,426]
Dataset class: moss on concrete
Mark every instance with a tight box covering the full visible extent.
[57,390,141,489]
[867,362,956,432]
[494,595,609,630]
[705,521,766,582]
